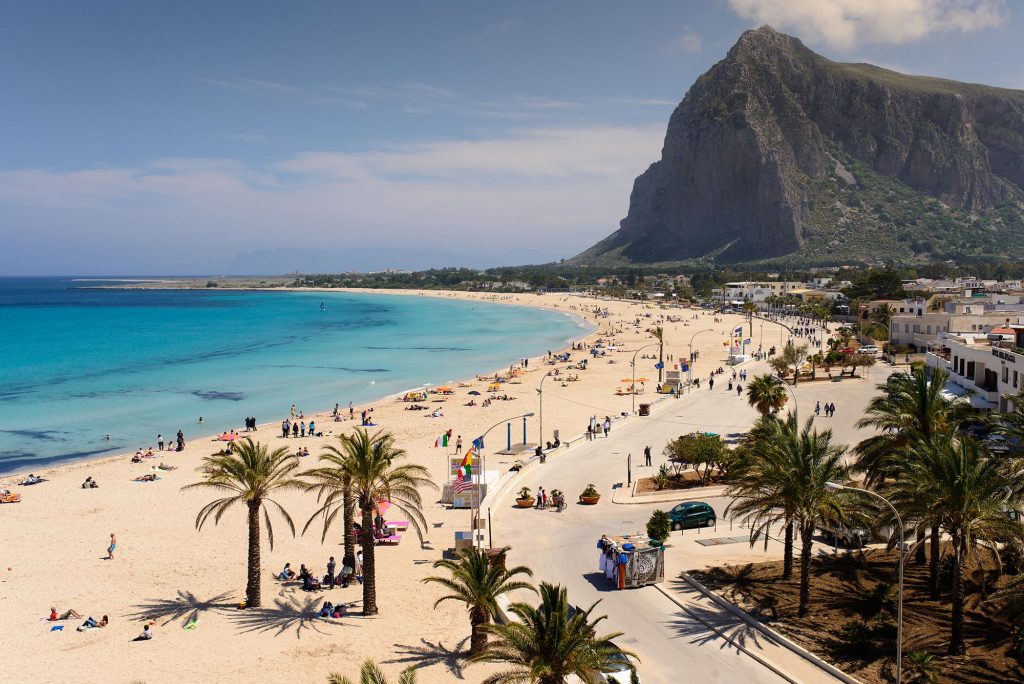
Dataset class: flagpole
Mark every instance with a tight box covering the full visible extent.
[469,411,535,550]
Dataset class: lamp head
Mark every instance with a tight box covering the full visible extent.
[523,412,536,418]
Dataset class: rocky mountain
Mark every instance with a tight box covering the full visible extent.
[574,26,1024,266]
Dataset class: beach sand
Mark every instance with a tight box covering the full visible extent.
[0,291,771,683]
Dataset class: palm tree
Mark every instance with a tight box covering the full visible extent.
[904,651,940,683]
[994,388,1024,446]
[302,436,359,563]
[888,434,1024,654]
[328,659,416,684]
[871,302,896,330]
[324,428,435,616]
[472,582,635,684]
[855,366,971,595]
[727,414,799,580]
[183,438,304,608]
[423,547,536,655]
[651,326,665,384]
[745,374,788,416]
[728,414,851,616]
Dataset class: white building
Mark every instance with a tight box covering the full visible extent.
[926,327,1024,412]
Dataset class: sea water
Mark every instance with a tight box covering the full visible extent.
[0,278,590,474]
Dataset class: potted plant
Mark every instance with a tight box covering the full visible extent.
[646,510,670,546]
[515,486,535,508]
[579,483,601,505]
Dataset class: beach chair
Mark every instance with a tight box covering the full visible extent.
[376,534,402,545]
[386,520,410,531]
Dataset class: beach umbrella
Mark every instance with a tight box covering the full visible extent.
[636,377,650,382]
[376,500,392,515]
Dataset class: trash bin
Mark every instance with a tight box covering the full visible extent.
[638,403,650,416]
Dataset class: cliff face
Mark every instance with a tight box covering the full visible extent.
[576,26,1024,264]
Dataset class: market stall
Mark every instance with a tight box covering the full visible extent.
[596,533,667,589]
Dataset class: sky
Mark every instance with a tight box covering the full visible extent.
[1,0,1022,275]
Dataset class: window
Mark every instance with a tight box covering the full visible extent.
[1003,367,1010,383]
[905,324,910,333]
[1014,370,1018,389]
[927,325,932,334]
[913,324,921,333]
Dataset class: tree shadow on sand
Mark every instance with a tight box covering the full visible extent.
[384,636,471,679]
[228,593,351,639]
[129,589,235,627]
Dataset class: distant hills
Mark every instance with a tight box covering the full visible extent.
[573,26,1024,267]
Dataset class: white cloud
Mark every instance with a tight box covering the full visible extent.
[666,29,703,54]
[727,0,1008,49]
[0,125,665,273]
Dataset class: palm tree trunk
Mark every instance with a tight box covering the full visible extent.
[361,502,378,615]
[915,529,926,565]
[782,520,794,580]
[929,527,941,599]
[246,501,262,608]
[949,538,966,655]
[342,478,355,562]
[469,608,488,655]
[798,523,814,618]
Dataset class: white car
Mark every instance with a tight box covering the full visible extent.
[859,346,879,355]
[598,651,639,683]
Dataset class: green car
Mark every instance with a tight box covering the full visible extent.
[669,501,716,530]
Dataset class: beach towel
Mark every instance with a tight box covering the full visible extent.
[133,476,162,483]
[183,617,198,630]
[50,625,63,631]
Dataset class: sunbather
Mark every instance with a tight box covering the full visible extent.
[76,615,108,631]
[134,473,158,482]
[157,463,177,471]
[50,607,84,620]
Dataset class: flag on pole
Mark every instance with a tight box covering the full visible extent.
[681,362,689,372]
[472,436,484,450]
[734,326,744,335]
[434,433,449,448]
[451,478,475,493]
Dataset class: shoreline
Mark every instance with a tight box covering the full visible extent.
[0,289,597,481]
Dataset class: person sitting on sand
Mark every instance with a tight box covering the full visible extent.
[278,563,296,581]
[145,448,154,458]
[50,607,84,620]
[82,476,98,489]
[136,624,153,640]
[131,453,143,463]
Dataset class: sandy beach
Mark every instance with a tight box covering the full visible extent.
[0,290,768,683]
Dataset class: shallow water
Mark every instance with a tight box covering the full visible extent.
[0,278,589,473]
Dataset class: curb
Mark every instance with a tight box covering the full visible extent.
[678,572,863,684]
[652,584,803,684]
[611,484,728,505]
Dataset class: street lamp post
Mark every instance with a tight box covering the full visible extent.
[631,342,660,414]
[686,329,714,394]
[475,411,535,549]
[826,482,904,684]
[776,376,799,423]
[536,373,551,446]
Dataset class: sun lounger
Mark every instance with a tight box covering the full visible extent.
[386,520,410,531]
[376,534,402,545]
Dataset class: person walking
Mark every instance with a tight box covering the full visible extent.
[455,435,462,454]
[644,445,652,467]
[708,377,714,391]
[106,533,117,560]
[815,401,821,416]
[603,417,611,437]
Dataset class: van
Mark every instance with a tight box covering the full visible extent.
[818,521,870,547]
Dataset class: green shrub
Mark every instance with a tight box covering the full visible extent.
[647,510,671,542]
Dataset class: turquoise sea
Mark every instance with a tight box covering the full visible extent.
[0,278,589,474]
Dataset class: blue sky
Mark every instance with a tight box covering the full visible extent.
[1,0,1021,275]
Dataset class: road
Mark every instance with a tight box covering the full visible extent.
[490,357,895,683]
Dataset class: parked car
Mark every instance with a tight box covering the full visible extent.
[859,345,879,355]
[595,648,640,684]
[817,521,870,548]
[669,501,716,530]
